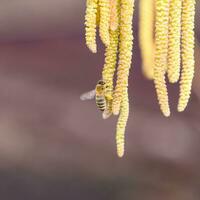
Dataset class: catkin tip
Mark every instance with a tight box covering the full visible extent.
[117,151,124,158]
[177,104,186,112]
[163,110,170,117]
[87,44,97,53]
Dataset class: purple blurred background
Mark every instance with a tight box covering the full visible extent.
[0,0,199,199]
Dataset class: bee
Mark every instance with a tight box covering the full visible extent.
[80,80,112,119]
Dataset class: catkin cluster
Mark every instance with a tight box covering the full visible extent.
[85,0,134,157]
[84,0,196,157]
[139,0,196,116]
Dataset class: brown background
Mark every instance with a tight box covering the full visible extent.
[0,0,199,199]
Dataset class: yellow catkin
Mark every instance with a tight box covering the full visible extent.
[102,0,120,116]
[102,30,119,115]
[112,0,134,115]
[154,0,170,117]
[139,0,154,80]
[85,0,98,53]
[96,1,100,26]
[116,89,129,158]
[178,0,195,112]
[102,1,119,91]
[110,0,119,31]
[167,0,182,83]
[99,0,110,46]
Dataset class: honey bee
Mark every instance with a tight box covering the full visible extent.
[80,80,112,119]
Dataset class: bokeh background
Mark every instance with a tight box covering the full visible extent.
[0,0,199,199]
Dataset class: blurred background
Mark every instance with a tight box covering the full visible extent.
[0,0,199,199]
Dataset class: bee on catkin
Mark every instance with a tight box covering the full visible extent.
[80,80,112,119]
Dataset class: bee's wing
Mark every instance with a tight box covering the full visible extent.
[80,89,96,101]
[102,109,112,119]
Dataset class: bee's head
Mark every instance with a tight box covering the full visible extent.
[97,80,106,85]
[96,80,105,94]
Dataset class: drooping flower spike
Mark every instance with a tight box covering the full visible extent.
[110,0,119,31]
[116,88,129,158]
[154,0,170,117]
[178,0,195,112]
[85,0,99,53]
[102,0,120,117]
[99,0,111,46]
[139,0,155,80]
[167,0,182,83]
[112,0,134,116]
[113,0,134,157]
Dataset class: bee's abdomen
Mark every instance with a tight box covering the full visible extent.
[96,95,106,111]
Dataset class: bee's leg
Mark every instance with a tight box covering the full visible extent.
[102,99,113,119]
[102,109,112,119]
